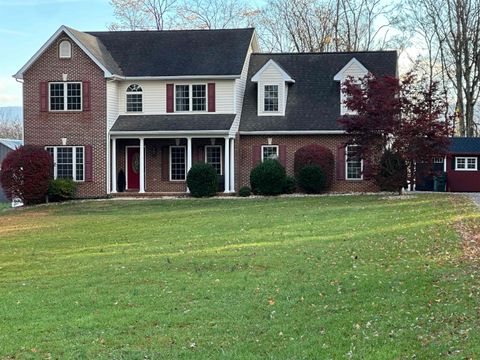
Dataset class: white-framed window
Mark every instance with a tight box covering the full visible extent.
[59,40,72,59]
[170,146,186,181]
[345,145,363,180]
[205,145,222,175]
[455,157,478,171]
[175,84,207,112]
[126,84,143,112]
[264,85,279,112]
[49,82,82,111]
[46,146,84,182]
[261,145,279,162]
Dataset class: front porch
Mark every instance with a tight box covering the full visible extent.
[110,136,235,194]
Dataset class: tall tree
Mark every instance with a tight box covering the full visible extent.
[338,73,453,192]
[402,0,480,137]
[0,109,22,140]
[109,0,177,30]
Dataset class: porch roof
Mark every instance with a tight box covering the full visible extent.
[110,114,235,133]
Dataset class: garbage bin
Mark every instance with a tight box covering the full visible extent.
[433,173,446,192]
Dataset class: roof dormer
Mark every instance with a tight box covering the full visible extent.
[251,59,294,116]
[334,57,369,115]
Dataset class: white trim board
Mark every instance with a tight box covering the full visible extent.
[333,57,368,81]
[251,59,295,83]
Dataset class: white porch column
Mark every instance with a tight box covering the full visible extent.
[224,137,230,193]
[187,137,192,172]
[139,137,145,193]
[111,137,117,193]
[230,138,235,192]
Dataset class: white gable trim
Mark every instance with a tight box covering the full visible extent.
[13,25,113,80]
[251,59,295,83]
[333,57,368,81]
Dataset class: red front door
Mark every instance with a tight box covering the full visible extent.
[127,147,140,189]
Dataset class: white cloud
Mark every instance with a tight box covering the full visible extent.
[0,77,22,107]
[0,28,27,36]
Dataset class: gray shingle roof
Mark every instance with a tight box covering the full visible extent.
[82,28,255,77]
[111,114,235,132]
[449,137,480,154]
[0,139,23,150]
[240,51,397,132]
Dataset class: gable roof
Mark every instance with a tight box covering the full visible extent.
[449,137,480,154]
[0,139,23,150]
[251,59,295,83]
[333,57,369,81]
[15,26,255,79]
[240,51,397,132]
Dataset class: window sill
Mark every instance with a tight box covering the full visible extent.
[48,110,83,113]
[454,169,478,172]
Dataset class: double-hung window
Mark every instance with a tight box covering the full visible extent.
[455,157,478,171]
[170,146,186,181]
[205,145,222,175]
[345,145,363,180]
[264,85,279,112]
[46,146,84,182]
[261,145,279,162]
[175,84,206,112]
[49,82,82,111]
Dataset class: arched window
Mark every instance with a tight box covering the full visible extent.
[59,40,72,59]
[126,84,143,112]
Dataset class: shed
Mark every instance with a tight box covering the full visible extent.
[446,137,480,192]
[0,139,23,202]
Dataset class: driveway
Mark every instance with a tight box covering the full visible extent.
[466,193,480,208]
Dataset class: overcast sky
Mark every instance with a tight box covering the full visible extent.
[0,0,114,107]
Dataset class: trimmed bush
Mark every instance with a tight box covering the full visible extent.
[375,150,407,194]
[0,145,53,205]
[298,165,326,193]
[250,159,286,196]
[186,163,218,197]
[48,178,78,202]
[294,144,334,190]
[238,186,251,197]
[283,176,296,194]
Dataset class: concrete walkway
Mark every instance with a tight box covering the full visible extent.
[466,193,480,208]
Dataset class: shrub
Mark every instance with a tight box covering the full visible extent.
[238,186,251,197]
[294,145,334,190]
[0,145,53,205]
[283,176,296,194]
[186,163,218,197]
[375,150,407,194]
[297,165,326,193]
[250,159,286,196]
[48,178,77,202]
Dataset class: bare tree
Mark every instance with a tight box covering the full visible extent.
[256,0,402,53]
[175,0,255,29]
[109,0,177,30]
[403,0,480,137]
[0,109,22,140]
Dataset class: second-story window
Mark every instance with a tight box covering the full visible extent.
[264,85,279,112]
[126,84,143,112]
[175,84,207,112]
[49,82,82,111]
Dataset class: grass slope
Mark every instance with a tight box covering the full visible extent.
[0,195,479,359]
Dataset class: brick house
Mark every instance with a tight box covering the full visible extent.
[14,26,397,197]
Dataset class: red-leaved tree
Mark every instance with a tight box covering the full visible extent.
[294,144,334,189]
[0,145,53,205]
[338,73,453,193]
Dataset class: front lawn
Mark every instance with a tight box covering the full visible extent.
[1,195,479,359]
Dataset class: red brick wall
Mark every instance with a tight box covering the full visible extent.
[238,135,378,192]
[23,32,107,198]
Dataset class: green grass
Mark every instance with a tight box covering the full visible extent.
[1,195,479,359]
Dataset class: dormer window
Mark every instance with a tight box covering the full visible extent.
[59,40,72,59]
[126,84,143,112]
[264,85,279,112]
[334,57,369,115]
